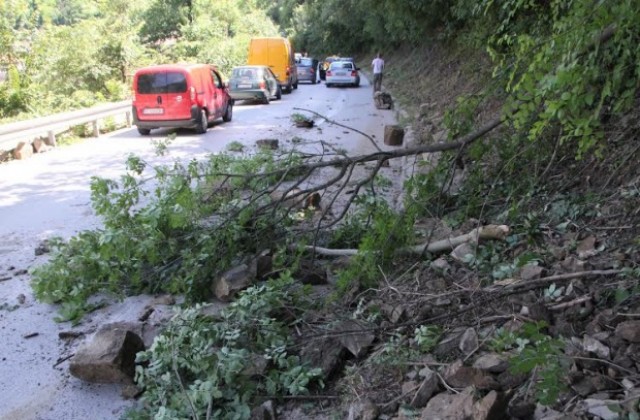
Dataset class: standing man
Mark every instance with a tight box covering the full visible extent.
[371,52,385,93]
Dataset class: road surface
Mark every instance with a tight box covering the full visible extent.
[0,76,402,419]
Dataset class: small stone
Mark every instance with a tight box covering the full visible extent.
[121,384,142,399]
[211,263,256,301]
[444,359,499,390]
[32,138,46,153]
[34,239,51,256]
[348,399,378,420]
[472,391,506,420]
[336,320,375,357]
[256,139,279,149]
[472,353,509,373]
[410,368,439,408]
[583,335,611,359]
[406,370,418,380]
[13,141,33,160]
[615,321,640,342]
[451,243,475,263]
[420,388,474,420]
[251,400,277,420]
[459,328,478,355]
[430,258,450,272]
[577,236,598,259]
[582,398,618,420]
[519,264,544,281]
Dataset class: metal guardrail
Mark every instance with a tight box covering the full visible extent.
[0,100,132,151]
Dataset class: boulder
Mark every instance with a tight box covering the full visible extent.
[384,125,404,146]
[69,322,144,383]
[13,141,33,160]
[212,263,256,301]
[32,138,46,153]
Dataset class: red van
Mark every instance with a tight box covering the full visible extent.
[132,64,233,135]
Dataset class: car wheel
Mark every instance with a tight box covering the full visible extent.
[137,128,151,135]
[276,86,282,100]
[222,102,233,122]
[195,108,208,134]
[326,83,331,88]
[311,78,317,85]
[293,81,298,89]
[263,94,270,105]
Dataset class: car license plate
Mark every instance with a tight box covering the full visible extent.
[143,108,164,115]
[238,84,252,89]
[335,72,346,76]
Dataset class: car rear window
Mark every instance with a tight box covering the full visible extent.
[299,58,314,66]
[232,68,260,80]
[137,72,187,94]
[330,62,353,70]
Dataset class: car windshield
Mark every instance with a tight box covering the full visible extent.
[232,68,260,80]
[137,72,187,94]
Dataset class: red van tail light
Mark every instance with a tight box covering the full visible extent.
[351,70,357,77]
[326,70,332,76]
[259,81,266,89]
[310,68,315,74]
[189,86,196,101]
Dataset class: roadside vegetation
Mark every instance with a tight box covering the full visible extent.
[6,0,640,418]
[0,0,277,122]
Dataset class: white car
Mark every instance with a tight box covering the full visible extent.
[325,61,360,87]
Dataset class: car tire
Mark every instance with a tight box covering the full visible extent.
[263,94,270,105]
[276,86,282,100]
[311,78,317,85]
[326,83,331,88]
[137,128,151,135]
[222,102,233,122]
[293,80,298,89]
[195,108,208,134]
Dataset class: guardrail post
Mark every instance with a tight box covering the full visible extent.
[93,120,100,137]
[125,111,132,128]
[46,130,57,147]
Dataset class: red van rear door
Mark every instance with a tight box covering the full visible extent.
[135,70,191,121]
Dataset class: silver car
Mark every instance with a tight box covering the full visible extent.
[296,57,319,84]
[325,61,360,88]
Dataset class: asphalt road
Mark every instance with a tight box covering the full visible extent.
[0,75,401,419]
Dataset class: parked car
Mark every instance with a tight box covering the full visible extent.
[132,63,233,135]
[296,57,319,84]
[247,37,298,93]
[325,61,360,87]
[228,65,282,104]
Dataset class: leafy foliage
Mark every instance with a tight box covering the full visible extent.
[130,275,323,419]
[31,150,305,322]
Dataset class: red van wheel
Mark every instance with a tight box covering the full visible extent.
[195,109,208,134]
[222,102,233,122]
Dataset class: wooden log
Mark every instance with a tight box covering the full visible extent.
[384,125,404,146]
